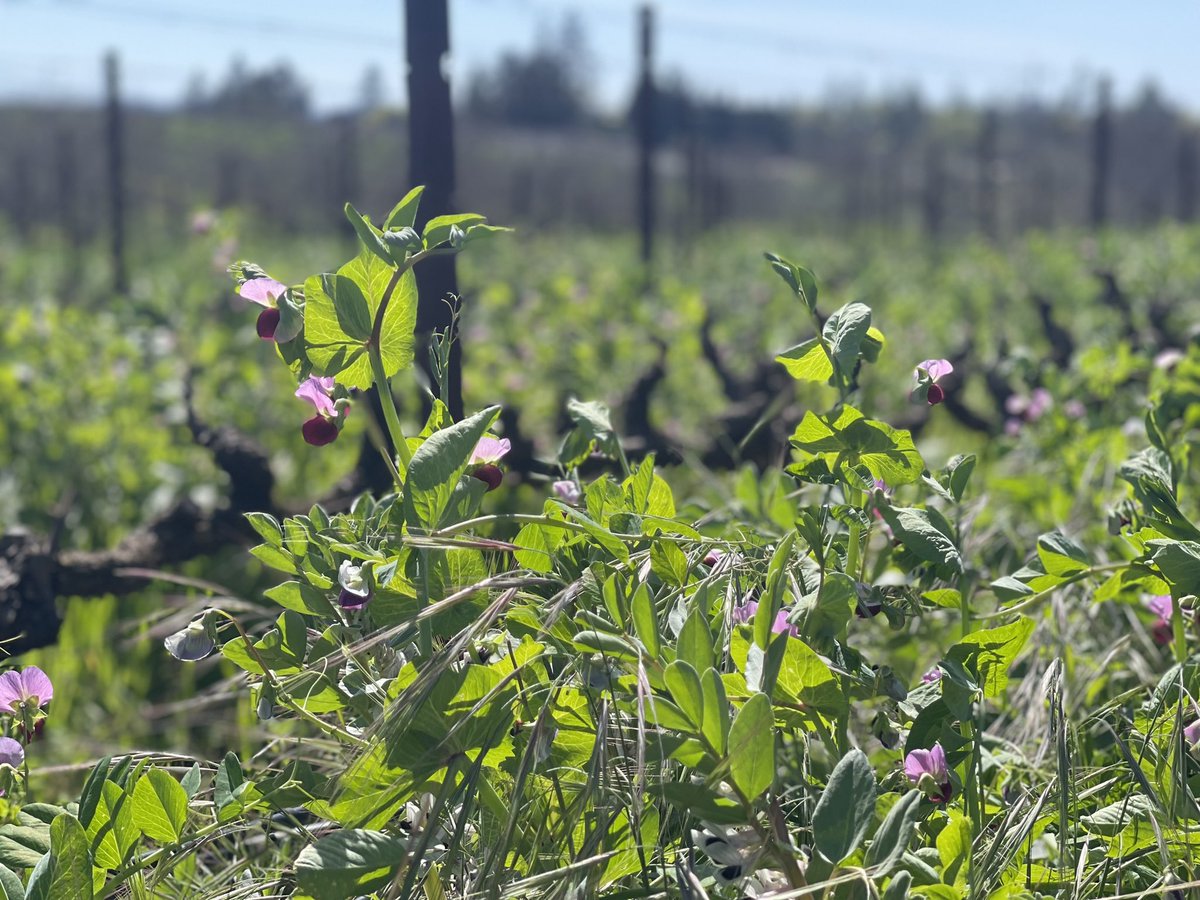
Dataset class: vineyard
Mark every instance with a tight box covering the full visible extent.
[6,3,1200,898]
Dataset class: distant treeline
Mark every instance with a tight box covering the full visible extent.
[0,33,1195,241]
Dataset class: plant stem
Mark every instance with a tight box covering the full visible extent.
[1174,594,1188,665]
[369,343,412,471]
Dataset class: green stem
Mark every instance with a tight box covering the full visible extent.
[1174,594,1188,665]
[369,343,412,471]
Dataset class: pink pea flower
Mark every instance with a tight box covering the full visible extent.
[295,376,344,447]
[470,436,511,492]
[1146,595,1175,646]
[1155,349,1186,370]
[1064,399,1086,420]
[190,209,217,235]
[337,561,372,610]
[912,359,953,406]
[0,737,23,770]
[730,599,799,636]
[1026,387,1052,421]
[0,667,53,715]
[732,599,757,624]
[553,480,581,505]
[1184,719,1200,750]
[773,609,800,637]
[921,667,942,684]
[904,742,952,803]
[238,277,289,342]
[1004,418,1023,437]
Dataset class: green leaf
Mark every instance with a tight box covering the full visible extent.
[344,203,394,265]
[294,829,409,899]
[864,789,922,874]
[304,252,416,390]
[790,406,924,486]
[776,338,833,383]
[0,863,22,900]
[86,781,139,870]
[878,505,962,578]
[937,812,971,886]
[631,583,660,658]
[771,635,845,715]
[131,769,188,844]
[264,581,336,617]
[1150,540,1200,594]
[700,667,730,756]
[812,749,876,864]
[1037,531,1091,577]
[823,302,872,375]
[402,407,500,532]
[0,821,47,869]
[664,661,705,729]
[678,607,715,673]
[77,756,111,829]
[384,186,424,229]
[321,273,374,342]
[214,752,244,810]
[727,692,775,801]
[763,252,818,311]
[423,213,487,249]
[946,454,977,502]
[245,512,284,548]
[512,522,564,573]
[26,814,93,900]
[946,617,1035,697]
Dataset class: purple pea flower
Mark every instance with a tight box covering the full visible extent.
[912,359,953,406]
[295,376,344,447]
[553,480,581,505]
[1146,595,1175,646]
[904,742,952,803]
[164,616,217,662]
[0,737,23,770]
[0,667,53,715]
[338,561,372,610]
[238,277,288,342]
[921,667,943,685]
[470,436,511,492]
[730,600,800,637]
[1185,719,1200,750]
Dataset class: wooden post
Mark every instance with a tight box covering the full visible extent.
[976,110,998,239]
[922,143,945,240]
[104,51,127,293]
[54,130,79,248]
[1178,130,1196,222]
[634,4,656,267]
[404,0,462,420]
[1090,77,1112,229]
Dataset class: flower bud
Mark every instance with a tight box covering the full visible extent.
[164,616,217,661]
[471,464,503,492]
[302,416,340,446]
[256,307,281,341]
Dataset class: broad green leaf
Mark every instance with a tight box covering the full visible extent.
[0,864,22,900]
[131,769,188,844]
[512,522,564,573]
[700,667,730,756]
[321,273,373,342]
[0,821,48,869]
[678,607,715,673]
[304,251,416,390]
[1037,531,1090,577]
[294,829,409,899]
[865,789,922,873]
[384,185,424,229]
[946,617,1035,697]
[763,252,818,311]
[878,505,962,578]
[790,406,924,486]
[776,338,833,383]
[823,302,872,375]
[26,814,92,900]
[344,202,393,265]
[727,692,775,801]
[245,512,283,548]
[1150,540,1200,594]
[664,661,704,728]
[402,406,500,533]
[423,213,487,249]
[87,781,139,869]
[264,581,337,617]
[631,583,660,658]
[812,749,876,864]
[936,812,971,886]
[77,756,110,829]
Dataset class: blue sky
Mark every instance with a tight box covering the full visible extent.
[4,0,1200,113]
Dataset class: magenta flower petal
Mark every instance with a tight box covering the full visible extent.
[732,599,758,625]
[19,667,53,708]
[772,608,800,637]
[239,277,287,308]
[302,416,340,446]
[0,737,23,769]
[295,376,338,418]
[470,436,511,465]
[904,743,949,785]
[1186,719,1200,749]
[1147,595,1173,621]
[553,480,581,505]
[0,672,22,714]
[916,359,954,382]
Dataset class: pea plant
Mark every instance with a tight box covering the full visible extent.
[4,190,1200,899]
